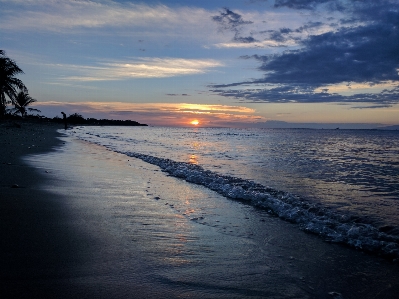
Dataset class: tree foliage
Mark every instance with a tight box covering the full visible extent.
[11,89,41,118]
[0,50,27,118]
[67,113,86,124]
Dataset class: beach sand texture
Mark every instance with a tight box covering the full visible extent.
[1,122,399,299]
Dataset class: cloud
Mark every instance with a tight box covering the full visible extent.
[1,0,332,49]
[34,100,390,128]
[210,0,399,107]
[259,21,327,44]
[273,0,337,10]
[0,0,216,40]
[212,7,253,31]
[214,40,292,48]
[212,6,342,49]
[251,120,383,129]
[259,22,399,85]
[177,103,255,114]
[34,101,264,127]
[212,7,258,45]
[211,85,399,107]
[49,57,222,81]
[234,36,259,43]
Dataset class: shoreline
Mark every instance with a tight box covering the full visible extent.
[1,122,399,298]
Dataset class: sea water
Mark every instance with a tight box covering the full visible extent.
[69,126,399,258]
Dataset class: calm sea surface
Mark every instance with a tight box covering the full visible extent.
[70,126,399,257]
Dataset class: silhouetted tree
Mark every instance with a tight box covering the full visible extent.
[67,113,86,124]
[10,89,40,118]
[0,50,26,118]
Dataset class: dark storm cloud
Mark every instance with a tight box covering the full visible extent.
[260,26,399,85]
[211,0,399,107]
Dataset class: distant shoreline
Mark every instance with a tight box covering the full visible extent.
[1,116,148,127]
[3,117,399,130]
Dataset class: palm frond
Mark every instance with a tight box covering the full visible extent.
[12,90,38,117]
[0,50,26,117]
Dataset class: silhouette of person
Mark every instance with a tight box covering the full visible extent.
[61,112,67,130]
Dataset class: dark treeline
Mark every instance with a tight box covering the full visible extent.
[3,112,147,126]
[55,113,148,126]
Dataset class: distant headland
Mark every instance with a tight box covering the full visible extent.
[2,112,148,127]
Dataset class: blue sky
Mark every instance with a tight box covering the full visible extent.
[1,0,398,127]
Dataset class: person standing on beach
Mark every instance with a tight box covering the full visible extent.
[61,112,67,130]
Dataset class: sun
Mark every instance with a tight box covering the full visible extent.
[190,120,200,126]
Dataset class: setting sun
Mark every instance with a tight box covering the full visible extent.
[190,120,200,126]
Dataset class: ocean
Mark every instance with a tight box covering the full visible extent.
[69,126,399,259]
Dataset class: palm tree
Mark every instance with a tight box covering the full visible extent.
[0,50,26,118]
[11,90,41,118]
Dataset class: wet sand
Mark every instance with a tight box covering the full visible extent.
[1,122,399,299]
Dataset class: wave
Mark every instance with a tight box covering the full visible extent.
[115,150,398,260]
[71,127,399,261]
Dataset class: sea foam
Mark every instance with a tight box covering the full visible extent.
[71,127,399,260]
[120,151,399,260]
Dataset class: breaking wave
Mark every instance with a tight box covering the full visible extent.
[120,151,399,260]
[70,126,399,261]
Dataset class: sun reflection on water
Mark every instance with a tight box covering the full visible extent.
[189,154,198,164]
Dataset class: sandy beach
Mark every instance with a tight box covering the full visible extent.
[0,121,84,297]
[1,121,399,299]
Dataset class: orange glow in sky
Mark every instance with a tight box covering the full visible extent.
[34,101,267,127]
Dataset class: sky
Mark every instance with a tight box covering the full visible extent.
[1,0,398,128]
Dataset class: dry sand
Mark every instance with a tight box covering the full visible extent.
[1,121,399,299]
[0,121,76,298]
